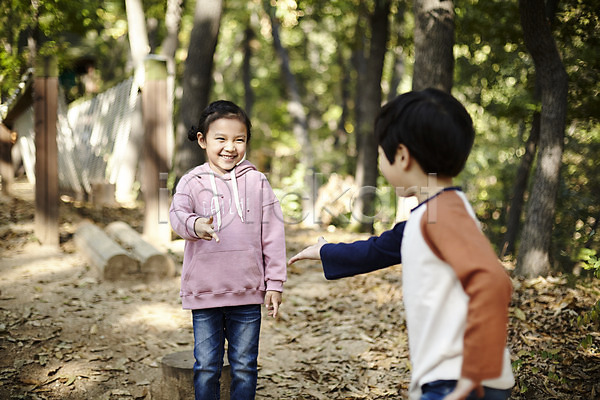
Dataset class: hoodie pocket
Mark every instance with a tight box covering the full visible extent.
[183,249,264,295]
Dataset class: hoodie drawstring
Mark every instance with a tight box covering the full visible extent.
[230,166,245,223]
[209,159,245,232]
[209,173,222,231]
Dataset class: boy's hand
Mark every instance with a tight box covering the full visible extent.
[288,236,328,265]
[443,377,484,400]
[194,216,219,242]
[264,290,282,318]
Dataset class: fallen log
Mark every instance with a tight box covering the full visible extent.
[105,221,175,281]
[74,221,139,281]
[152,350,230,400]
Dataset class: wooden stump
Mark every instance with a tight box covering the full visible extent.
[153,350,231,400]
[105,221,175,281]
[90,182,116,206]
[74,221,139,281]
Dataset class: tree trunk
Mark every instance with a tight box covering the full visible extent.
[125,0,150,70]
[336,48,350,158]
[159,0,183,176]
[515,0,568,278]
[500,113,540,258]
[387,46,405,102]
[27,1,39,69]
[351,6,369,165]
[412,0,454,92]
[242,23,255,160]
[264,0,315,224]
[351,0,391,233]
[387,2,407,102]
[402,0,453,223]
[173,0,223,181]
[242,24,255,120]
[160,0,183,63]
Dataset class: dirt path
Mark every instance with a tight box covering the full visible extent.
[1,181,599,399]
[0,182,409,399]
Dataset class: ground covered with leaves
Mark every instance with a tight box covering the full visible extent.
[1,181,599,399]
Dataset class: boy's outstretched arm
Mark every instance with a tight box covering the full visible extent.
[287,221,405,280]
[288,236,328,264]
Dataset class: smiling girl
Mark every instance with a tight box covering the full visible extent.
[169,100,287,399]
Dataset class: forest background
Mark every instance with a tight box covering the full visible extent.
[2,0,599,277]
[0,0,599,388]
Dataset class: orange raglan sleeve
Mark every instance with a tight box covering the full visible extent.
[421,192,512,382]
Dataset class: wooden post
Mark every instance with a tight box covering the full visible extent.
[142,55,171,244]
[0,124,16,195]
[33,55,59,247]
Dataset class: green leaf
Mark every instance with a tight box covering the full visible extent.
[512,307,527,321]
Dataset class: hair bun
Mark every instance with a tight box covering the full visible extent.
[187,125,198,141]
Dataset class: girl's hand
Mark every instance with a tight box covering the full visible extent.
[194,216,220,242]
[288,236,328,265]
[265,291,282,318]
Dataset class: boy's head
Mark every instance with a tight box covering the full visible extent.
[375,88,474,178]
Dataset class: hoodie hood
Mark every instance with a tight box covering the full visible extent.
[198,160,257,231]
[196,159,256,180]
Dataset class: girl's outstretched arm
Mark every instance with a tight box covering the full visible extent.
[193,216,220,242]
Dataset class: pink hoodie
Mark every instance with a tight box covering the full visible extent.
[169,160,287,310]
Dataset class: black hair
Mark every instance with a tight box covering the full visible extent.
[187,100,252,142]
[375,88,475,177]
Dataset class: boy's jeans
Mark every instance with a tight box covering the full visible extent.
[421,380,511,400]
[192,304,261,400]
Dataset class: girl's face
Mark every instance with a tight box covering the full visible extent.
[198,117,248,175]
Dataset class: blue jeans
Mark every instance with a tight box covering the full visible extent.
[192,304,261,400]
[421,380,511,400]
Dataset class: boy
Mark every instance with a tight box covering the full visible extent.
[288,88,514,400]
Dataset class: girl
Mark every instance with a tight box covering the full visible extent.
[169,100,286,399]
